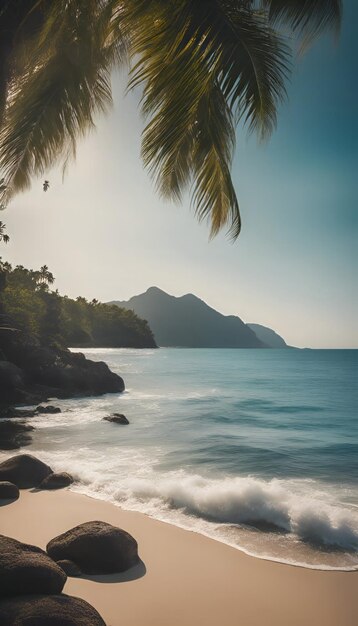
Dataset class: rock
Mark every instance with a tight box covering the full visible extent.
[0,535,66,597]
[38,351,125,396]
[0,421,34,450]
[0,361,25,404]
[0,454,53,488]
[0,594,106,625]
[0,481,19,500]
[103,413,129,425]
[56,559,82,577]
[36,405,61,414]
[0,407,37,419]
[0,324,125,407]
[40,472,74,490]
[47,521,139,574]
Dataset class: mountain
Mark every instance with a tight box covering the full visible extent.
[110,287,265,348]
[247,323,287,348]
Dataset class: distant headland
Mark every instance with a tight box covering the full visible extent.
[110,286,289,349]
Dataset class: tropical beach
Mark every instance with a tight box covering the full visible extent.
[1,0,357,624]
[0,488,357,626]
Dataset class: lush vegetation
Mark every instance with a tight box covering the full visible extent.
[0,260,156,348]
[0,1,341,239]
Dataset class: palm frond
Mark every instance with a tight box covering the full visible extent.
[0,0,126,205]
[263,0,342,46]
[192,84,240,239]
[0,0,343,240]
[0,0,50,125]
[126,0,288,238]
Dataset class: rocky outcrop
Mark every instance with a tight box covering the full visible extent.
[40,472,74,490]
[0,454,53,488]
[0,481,19,501]
[0,324,125,408]
[47,521,139,574]
[0,535,66,597]
[0,421,34,450]
[103,413,129,425]
[0,594,106,625]
[0,405,61,418]
[36,405,61,414]
[0,362,24,404]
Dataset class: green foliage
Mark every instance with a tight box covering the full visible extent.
[0,1,342,239]
[0,260,156,348]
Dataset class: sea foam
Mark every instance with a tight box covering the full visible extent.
[20,440,358,563]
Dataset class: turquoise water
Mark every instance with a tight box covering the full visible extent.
[8,348,358,569]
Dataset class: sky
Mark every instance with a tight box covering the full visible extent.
[2,2,357,348]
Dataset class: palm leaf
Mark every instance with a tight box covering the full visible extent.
[0,0,126,205]
[263,0,342,48]
[0,0,343,239]
[127,0,289,238]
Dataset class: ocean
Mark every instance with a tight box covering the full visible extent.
[6,348,358,570]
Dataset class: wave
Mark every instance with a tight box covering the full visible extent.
[24,442,358,564]
[107,474,358,551]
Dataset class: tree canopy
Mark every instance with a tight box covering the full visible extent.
[0,260,157,348]
[0,1,342,238]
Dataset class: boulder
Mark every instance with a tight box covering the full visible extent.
[56,559,82,577]
[47,521,139,574]
[0,535,66,597]
[40,472,74,490]
[0,421,34,450]
[103,413,129,425]
[0,594,106,625]
[0,454,53,488]
[36,405,61,414]
[0,481,19,500]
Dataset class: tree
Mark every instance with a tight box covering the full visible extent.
[0,1,342,238]
[37,265,55,289]
[0,221,9,244]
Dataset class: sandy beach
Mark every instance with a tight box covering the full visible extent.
[0,489,357,626]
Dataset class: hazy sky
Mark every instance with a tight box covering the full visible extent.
[3,2,357,348]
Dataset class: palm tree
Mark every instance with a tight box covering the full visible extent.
[0,1,342,239]
[0,221,10,244]
[37,264,55,287]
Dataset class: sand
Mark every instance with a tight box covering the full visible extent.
[0,489,357,626]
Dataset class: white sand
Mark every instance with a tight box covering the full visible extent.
[1,489,357,626]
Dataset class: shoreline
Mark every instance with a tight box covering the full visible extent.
[69,484,358,573]
[1,489,357,626]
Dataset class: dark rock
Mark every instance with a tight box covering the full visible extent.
[0,481,19,500]
[0,361,25,405]
[0,535,66,597]
[0,407,37,419]
[37,351,125,396]
[40,472,74,490]
[47,521,139,574]
[0,594,106,625]
[0,324,125,408]
[0,454,53,488]
[103,413,129,425]
[0,421,34,450]
[36,405,61,414]
[56,559,82,577]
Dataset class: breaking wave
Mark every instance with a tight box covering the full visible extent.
[24,443,358,568]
